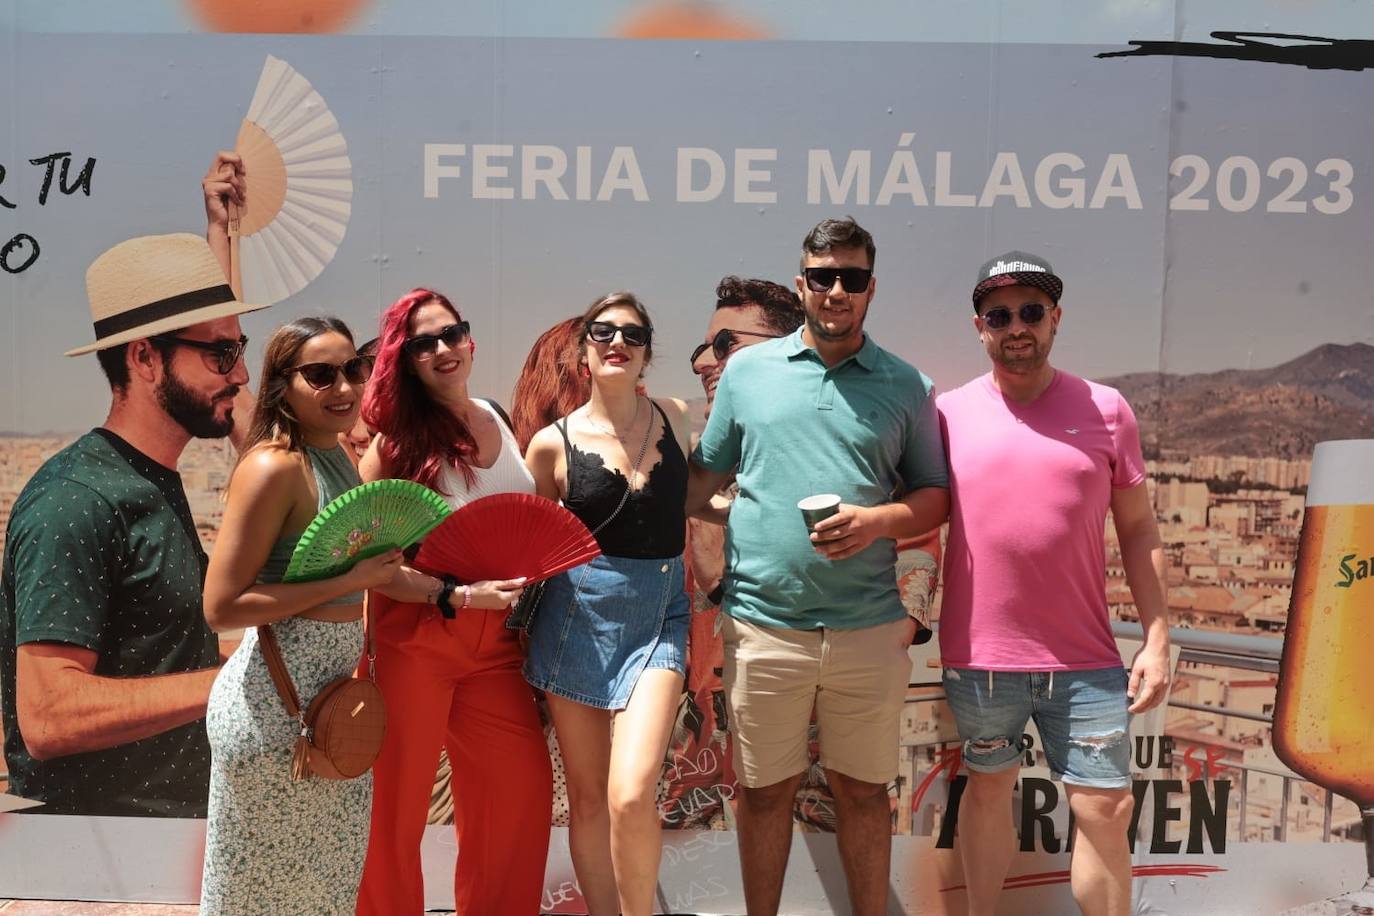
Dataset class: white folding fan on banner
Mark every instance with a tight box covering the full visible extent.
[228,54,352,305]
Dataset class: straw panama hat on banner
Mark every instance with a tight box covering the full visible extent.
[65,232,269,357]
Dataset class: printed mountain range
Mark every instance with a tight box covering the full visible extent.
[1100,343,1374,460]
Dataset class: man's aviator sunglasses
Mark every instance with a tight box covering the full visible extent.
[979,302,1053,331]
[803,267,872,294]
[403,321,471,359]
[690,328,782,365]
[151,334,248,375]
[586,320,651,347]
[282,355,375,391]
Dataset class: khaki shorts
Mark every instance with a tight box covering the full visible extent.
[721,615,912,788]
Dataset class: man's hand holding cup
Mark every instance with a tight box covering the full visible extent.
[801,494,885,561]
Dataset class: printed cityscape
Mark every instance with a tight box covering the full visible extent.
[2,343,1369,848]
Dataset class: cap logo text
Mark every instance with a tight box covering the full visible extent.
[988,259,1048,278]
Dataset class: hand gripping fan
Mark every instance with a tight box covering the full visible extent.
[412,493,601,584]
[229,54,352,305]
[283,479,451,583]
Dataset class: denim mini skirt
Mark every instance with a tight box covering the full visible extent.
[523,553,689,709]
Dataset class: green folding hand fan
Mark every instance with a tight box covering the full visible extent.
[283,479,451,583]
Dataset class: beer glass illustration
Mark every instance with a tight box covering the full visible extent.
[1274,439,1374,912]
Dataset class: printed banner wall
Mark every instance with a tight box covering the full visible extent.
[1,2,1371,913]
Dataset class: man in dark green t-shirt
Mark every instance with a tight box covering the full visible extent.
[1,229,265,816]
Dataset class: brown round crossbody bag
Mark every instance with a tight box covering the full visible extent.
[257,610,386,780]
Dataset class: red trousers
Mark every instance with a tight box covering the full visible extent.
[356,597,553,916]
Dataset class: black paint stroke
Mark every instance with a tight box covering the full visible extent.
[1098,31,1373,71]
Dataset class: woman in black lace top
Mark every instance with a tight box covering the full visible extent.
[523,292,697,916]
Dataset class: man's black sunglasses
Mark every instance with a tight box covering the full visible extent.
[282,355,374,391]
[803,267,872,294]
[152,334,248,375]
[586,320,651,347]
[979,302,1051,331]
[689,328,782,365]
[403,322,471,359]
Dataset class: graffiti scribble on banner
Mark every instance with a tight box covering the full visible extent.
[1098,32,1374,72]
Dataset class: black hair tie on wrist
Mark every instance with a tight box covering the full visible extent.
[436,575,460,619]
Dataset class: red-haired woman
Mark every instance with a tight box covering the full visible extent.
[509,316,590,453]
[354,289,552,916]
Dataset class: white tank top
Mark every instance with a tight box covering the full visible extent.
[435,400,536,510]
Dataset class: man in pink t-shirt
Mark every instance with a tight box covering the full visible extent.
[937,251,1170,916]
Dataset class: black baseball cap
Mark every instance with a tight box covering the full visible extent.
[972,250,1063,309]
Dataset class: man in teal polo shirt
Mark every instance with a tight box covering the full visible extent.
[690,217,948,916]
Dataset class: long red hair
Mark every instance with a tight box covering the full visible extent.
[509,316,591,452]
[363,288,478,492]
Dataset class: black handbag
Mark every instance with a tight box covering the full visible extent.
[504,406,653,632]
[505,577,547,631]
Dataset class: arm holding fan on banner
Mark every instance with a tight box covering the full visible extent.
[199,150,259,453]
[204,55,356,455]
[202,150,245,296]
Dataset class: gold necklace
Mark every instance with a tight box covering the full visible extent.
[584,396,643,443]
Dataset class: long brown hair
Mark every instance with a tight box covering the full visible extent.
[510,316,590,452]
[238,316,355,462]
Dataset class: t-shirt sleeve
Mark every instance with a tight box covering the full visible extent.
[936,392,953,463]
[1111,393,1148,489]
[9,482,120,651]
[899,380,950,490]
[692,363,742,473]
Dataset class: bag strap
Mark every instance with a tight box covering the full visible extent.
[256,623,303,719]
[363,596,377,679]
[481,398,515,432]
[258,602,375,721]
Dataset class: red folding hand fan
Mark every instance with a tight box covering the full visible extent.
[412,492,601,584]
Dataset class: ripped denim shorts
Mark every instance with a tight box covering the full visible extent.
[941,666,1132,789]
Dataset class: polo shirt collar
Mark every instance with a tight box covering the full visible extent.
[784,327,877,371]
